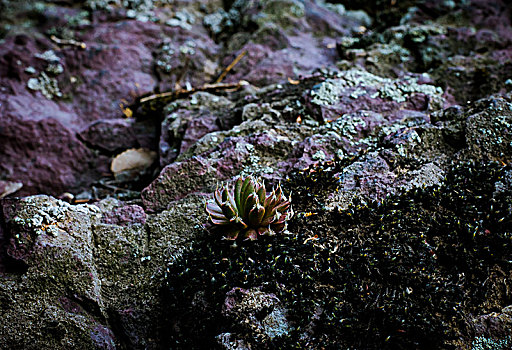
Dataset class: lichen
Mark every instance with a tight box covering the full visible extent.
[27,73,61,99]
[471,336,512,350]
[85,0,175,22]
[165,9,195,30]
[35,50,60,63]
[11,195,101,246]
[310,69,444,108]
[27,50,64,99]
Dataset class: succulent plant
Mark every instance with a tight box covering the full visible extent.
[205,176,293,240]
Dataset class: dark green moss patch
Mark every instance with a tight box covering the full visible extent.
[164,160,512,349]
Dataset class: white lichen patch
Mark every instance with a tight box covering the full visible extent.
[35,50,60,63]
[312,150,326,161]
[321,114,368,141]
[471,335,512,350]
[311,69,444,108]
[12,196,102,240]
[262,306,291,339]
[165,9,195,30]
[27,72,62,99]
[240,154,276,177]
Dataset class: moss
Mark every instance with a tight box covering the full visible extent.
[165,160,512,349]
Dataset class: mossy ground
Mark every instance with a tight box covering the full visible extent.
[164,160,512,349]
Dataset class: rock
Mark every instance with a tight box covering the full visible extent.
[0,1,219,196]
[469,305,512,350]
[0,193,206,348]
[209,0,370,86]
[464,99,512,162]
[144,68,449,213]
[79,118,157,154]
[159,92,233,166]
[222,287,291,342]
[100,202,146,227]
[0,195,110,347]
[307,69,445,122]
[152,31,220,92]
[141,156,217,212]
[335,0,512,103]
[0,115,110,196]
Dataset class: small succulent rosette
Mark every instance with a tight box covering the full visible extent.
[205,176,293,240]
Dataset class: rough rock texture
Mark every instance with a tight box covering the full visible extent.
[222,287,291,343]
[0,194,206,349]
[1,0,512,349]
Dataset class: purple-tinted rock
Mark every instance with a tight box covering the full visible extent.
[180,112,220,154]
[91,325,117,350]
[152,30,220,92]
[79,118,157,154]
[63,21,159,124]
[336,0,512,104]
[469,305,512,340]
[142,156,216,212]
[0,115,109,196]
[291,133,344,171]
[101,204,146,226]
[329,152,396,206]
[306,69,445,123]
[0,2,221,196]
[159,92,232,166]
[0,19,163,195]
[216,0,369,86]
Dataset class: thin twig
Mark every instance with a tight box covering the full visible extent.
[215,50,247,84]
[139,80,249,104]
[50,35,87,49]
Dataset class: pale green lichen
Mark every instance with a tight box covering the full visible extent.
[11,196,102,247]
[46,63,64,75]
[27,72,62,99]
[311,69,444,108]
[312,150,326,161]
[165,9,195,30]
[86,0,178,22]
[241,153,276,177]
[471,336,512,350]
[28,50,64,99]
[262,0,305,19]
[156,39,198,74]
[262,306,290,339]
[24,66,36,74]
[35,50,60,63]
